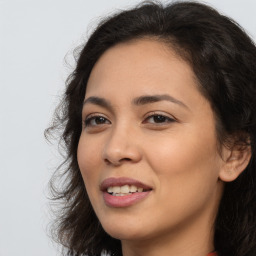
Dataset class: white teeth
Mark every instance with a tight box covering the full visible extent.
[116,193,131,196]
[130,185,137,192]
[120,185,129,193]
[107,187,113,193]
[112,186,121,193]
[107,185,145,195]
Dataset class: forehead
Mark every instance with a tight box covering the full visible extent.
[85,38,205,109]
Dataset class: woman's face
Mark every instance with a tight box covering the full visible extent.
[77,39,224,241]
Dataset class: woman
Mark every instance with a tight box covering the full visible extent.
[46,1,256,255]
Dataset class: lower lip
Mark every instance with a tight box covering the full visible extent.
[103,191,151,208]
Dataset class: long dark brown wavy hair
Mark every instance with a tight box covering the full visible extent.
[45,1,256,255]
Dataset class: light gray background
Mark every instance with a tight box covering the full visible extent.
[1,1,255,255]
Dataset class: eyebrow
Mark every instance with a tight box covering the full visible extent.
[83,94,189,110]
[83,96,113,110]
[132,94,189,110]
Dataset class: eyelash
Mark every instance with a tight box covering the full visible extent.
[143,112,176,125]
[84,114,110,127]
[83,112,176,128]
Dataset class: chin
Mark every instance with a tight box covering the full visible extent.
[100,218,148,241]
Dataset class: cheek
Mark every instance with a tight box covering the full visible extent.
[144,124,221,198]
[77,134,101,172]
[147,131,218,171]
[77,136,102,199]
[140,130,222,229]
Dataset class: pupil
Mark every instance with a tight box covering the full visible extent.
[96,117,106,124]
[154,115,165,123]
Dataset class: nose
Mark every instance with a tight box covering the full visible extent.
[102,125,142,166]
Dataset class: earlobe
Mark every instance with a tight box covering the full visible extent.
[219,144,251,182]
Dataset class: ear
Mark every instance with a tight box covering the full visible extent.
[219,143,251,182]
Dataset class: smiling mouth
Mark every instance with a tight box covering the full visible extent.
[107,185,152,196]
[100,177,153,206]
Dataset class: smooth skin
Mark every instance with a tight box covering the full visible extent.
[77,39,251,256]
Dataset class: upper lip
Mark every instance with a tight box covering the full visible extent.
[100,177,153,192]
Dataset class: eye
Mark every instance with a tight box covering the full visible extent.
[84,115,111,127]
[143,113,175,125]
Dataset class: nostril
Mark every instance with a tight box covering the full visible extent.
[121,158,132,162]
[102,141,142,165]
[104,159,112,165]
[104,157,132,166]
